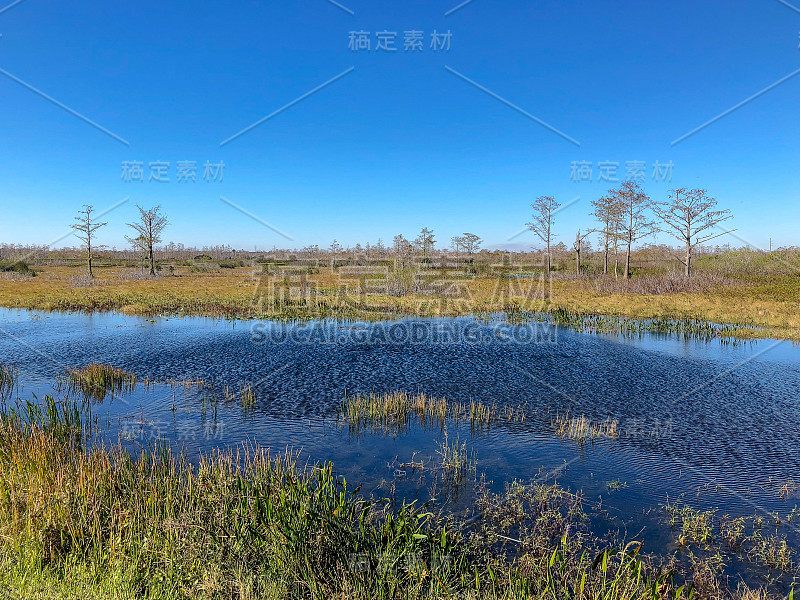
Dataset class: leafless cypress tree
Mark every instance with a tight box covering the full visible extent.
[590,193,623,275]
[572,229,594,276]
[329,239,343,271]
[126,205,168,276]
[616,182,655,279]
[527,196,560,274]
[72,205,107,278]
[414,228,436,260]
[393,234,411,268]
[450,236,464,262]
[461,233,482,257]
[653,188,732,278]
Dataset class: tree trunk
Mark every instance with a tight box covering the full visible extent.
[685,240,691,278]
[546,241,551,275]
[603,247,608,275]
[87,245,93,278]
[624,240,632,280]
[149,245,155,276]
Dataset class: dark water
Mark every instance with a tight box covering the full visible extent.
[1,308,799,577]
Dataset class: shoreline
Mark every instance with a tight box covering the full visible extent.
[1,266,798,342]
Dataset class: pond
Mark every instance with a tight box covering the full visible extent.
[1,308,799,588]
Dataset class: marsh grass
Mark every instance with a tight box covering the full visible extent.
[240,383,256,409]
[664,500,797,574]
[435,431,477,485]
[339,391,524,435]
[0,398,791,599]
[0,362,18,398]
[550,307,753,340]
[66,363,136,402]
[552,413,620,444]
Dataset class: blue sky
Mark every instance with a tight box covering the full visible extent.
[0,0,798,251]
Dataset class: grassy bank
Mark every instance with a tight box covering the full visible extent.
[0,265,797,340]
[4,396,787,599]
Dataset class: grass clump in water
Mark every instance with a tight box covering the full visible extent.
[240,383,256,409]
[664,499,797,576]
[435,431,477,486]
[339,391,524,434]
[552,413,620,444]
[0,362,18,398]
[66,362,136,402]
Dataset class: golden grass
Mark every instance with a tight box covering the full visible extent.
[340,391,524,433]
[1,265,798,340]
[552,414,620,443]
[66,363,136,402]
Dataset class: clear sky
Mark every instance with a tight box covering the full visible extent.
[0,0,798,251]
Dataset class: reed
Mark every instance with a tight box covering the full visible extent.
[66,363,136,402]
[552,413,620,444]
[435,431,477,485]
[0,362,18,398]
[240,383,256,409]
[339,391,524,434]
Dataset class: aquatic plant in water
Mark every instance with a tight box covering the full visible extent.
[552,413,619,444]
[66,363,136,402]
[339,390,524,435]
[0,362,18,398]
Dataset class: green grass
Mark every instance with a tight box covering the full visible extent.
[550,307,758,340]
[664,499,796,574]
[0,396,711,600]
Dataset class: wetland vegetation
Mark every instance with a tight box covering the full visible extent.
[1,193,799,600]
[0,396,794,600]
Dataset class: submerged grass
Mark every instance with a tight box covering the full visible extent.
[339,391,525,435]
[0,396,729,600]
[664,500,797,574]
[66,363,137,402]
[435,431,478,485]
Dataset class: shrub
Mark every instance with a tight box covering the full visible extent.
[0,261,35,276]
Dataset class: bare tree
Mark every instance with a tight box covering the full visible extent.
[126,205,168,276]
[527,196,560,274]
[590,193,623,275]
[450,236,464,261]
[572,229,594,276]
[393,234,412,268]
[329,239,343,270]
[461,232,482,257]
[616,182,655,279]
[653,188,733,278]
[130,234,148,272]
[414,227,436,260]
[72,205,107,278]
